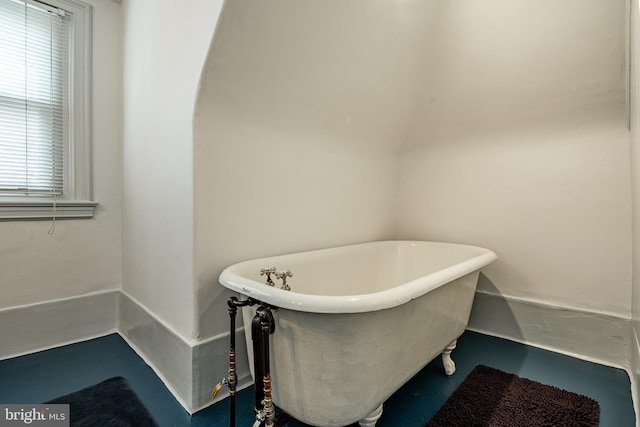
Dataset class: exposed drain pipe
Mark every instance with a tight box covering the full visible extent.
[251,306,267,414]
[260,310,292,426]
[257,307,276,427]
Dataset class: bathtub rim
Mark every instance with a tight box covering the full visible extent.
[218,240,497,314]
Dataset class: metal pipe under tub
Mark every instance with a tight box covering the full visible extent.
[217,297,291,427]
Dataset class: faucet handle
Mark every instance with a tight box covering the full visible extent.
[275,270,292,291]
[260,267,276,286]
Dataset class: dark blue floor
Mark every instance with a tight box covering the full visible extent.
[0,330,634,426]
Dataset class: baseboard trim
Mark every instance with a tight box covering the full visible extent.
[191,327,253,413]
[118,292,195,411]
[0,290,118,361]
[631,326,640,427]
[0,289,253,414]
[468,290,631,369]
[118,292,253,413]
[6,289,631,416]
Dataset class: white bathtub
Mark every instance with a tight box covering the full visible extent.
[219,241,497,427]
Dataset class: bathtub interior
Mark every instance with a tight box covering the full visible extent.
[227,241,492,297]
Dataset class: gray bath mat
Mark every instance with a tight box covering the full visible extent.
[46,376,159,426]
[426,365,600,426]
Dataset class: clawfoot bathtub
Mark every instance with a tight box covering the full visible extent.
[219,240,497,426]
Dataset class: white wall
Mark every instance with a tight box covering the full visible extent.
[192,0,427,339]
[0,0,122,309]
[396,0,631,317]
[630,0,640,421]
[118,0,631,346]
[121,0,223,339]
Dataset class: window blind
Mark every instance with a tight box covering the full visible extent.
[0,0,69,197]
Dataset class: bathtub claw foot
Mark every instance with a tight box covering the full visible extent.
[359,404,383,427]
[441,340,457,376]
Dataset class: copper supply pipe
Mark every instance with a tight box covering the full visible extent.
[225,297,254,427]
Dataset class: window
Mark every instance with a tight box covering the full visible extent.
[0,0,95,220]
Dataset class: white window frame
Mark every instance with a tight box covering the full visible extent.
[0,0,96,221]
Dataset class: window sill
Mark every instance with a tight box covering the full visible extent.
[0,200,98,221]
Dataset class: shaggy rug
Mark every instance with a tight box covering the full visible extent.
[426,365,600,427]
[46,377,159,427]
